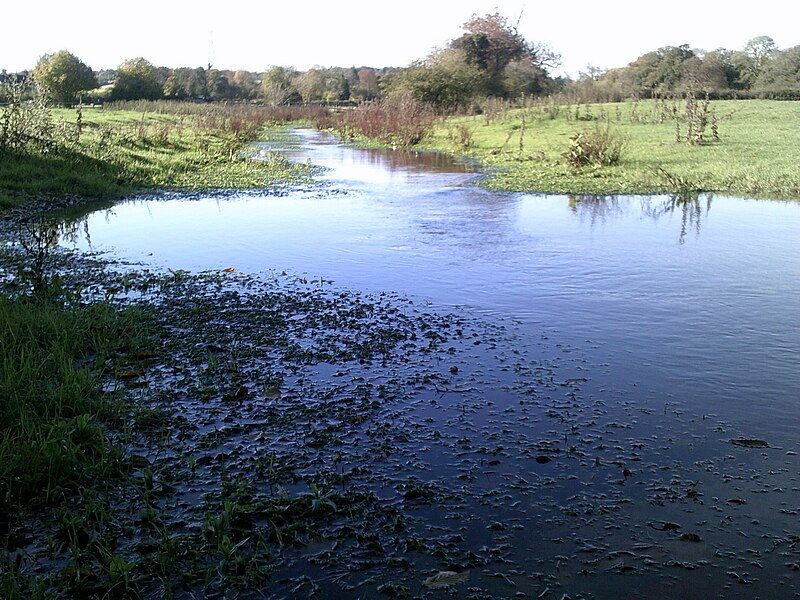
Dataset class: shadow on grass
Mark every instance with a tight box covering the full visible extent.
[0,148,136,201]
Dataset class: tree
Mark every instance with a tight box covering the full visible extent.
[295,68,326,103]
[451,12,558,97]
[232,70,258,99]
[744,36,778,77]
[629,45,695,96]
[389,49,481,110]
[111,58,162,101]
[353,67,380,101]
[207,69,234,101]
[680,54,729,95]
[755,45,800,97]
[260,66,300,105]
[503,59,551,97]
[33,50,97,105]
[163,67,196,99]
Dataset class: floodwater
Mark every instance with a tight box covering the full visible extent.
[64,128,800,598]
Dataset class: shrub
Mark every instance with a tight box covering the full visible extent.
[564,123,625,167]
[322,95,436,148]
[0,80,76,156]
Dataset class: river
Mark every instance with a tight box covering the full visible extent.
[64,128,800,598]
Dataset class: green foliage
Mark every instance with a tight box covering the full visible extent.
[33,50,97,106]
[564,123,625,167]
[755,45,800,98]
[389,51,481,111]
[569,35,800,101]
[111,57,162,101]
[452,12,546,97]
[0,291,147,511]
[388,11,556,110]
[260,66,300,106]
[0,80,77,156]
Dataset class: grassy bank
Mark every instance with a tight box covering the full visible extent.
[0,101,320,212]
[0,100,328,597]
[422,99,800,199]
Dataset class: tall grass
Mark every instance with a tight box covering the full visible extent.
[0,295,149,513]
[319,96,436,148]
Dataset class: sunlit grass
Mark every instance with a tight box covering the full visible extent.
[425,99,800,199]
[0,104,320,211]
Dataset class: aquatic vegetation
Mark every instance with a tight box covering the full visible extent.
[2,236,799,597]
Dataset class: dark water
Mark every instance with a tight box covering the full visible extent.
[65,129,800,598]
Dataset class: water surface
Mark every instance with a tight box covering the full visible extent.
[70,129,800,435]
[65,128,800,597]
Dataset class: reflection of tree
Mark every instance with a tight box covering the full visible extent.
[645,193,712,244]
[568,195,626,225]
[353,146,477,174]
[568,193,712,243]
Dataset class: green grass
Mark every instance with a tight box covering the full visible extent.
[0,295,149,510]
[0,104,319,212]
[424,99,800,199]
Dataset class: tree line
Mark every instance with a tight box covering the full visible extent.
[569,36,800,101]
[0,54,396,106]
[2,15,799,110]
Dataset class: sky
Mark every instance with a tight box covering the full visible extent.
[1,0,796,78]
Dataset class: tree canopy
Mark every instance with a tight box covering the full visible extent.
[33,50,97,105]
[389,12,557,109]
[111,58,162,101]
[570,36,800,100]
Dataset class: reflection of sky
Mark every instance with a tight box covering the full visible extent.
[65,130,800,439]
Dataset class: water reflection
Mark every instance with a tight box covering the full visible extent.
[569,193,712,243]
[326,144,477,175]
[644,193,712,244]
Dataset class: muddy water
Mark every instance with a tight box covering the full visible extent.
[66,129,800,598]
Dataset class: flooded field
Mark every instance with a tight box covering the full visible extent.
[54,129,800,598]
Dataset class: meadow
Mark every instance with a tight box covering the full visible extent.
[423,98,800,199]
[0,101,320,211]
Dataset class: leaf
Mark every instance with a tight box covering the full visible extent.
[264,387,282,399]
[222,267,236,273]
[115,370,142,381]
[422,570,469,589]
[731,438,770,448]
[222,386,248,401]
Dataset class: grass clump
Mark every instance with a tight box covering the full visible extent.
[564,123,625,167]
[0,289,149,515]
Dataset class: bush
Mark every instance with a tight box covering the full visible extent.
[322,95,436,148]
[0,80,76,156]
[564,123,625,167]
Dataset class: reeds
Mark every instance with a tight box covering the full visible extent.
[321,96,436,148]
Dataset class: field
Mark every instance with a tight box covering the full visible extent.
[425,99,800,199]
[0,102,319,211]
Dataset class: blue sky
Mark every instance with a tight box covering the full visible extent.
[2,0,796,77]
